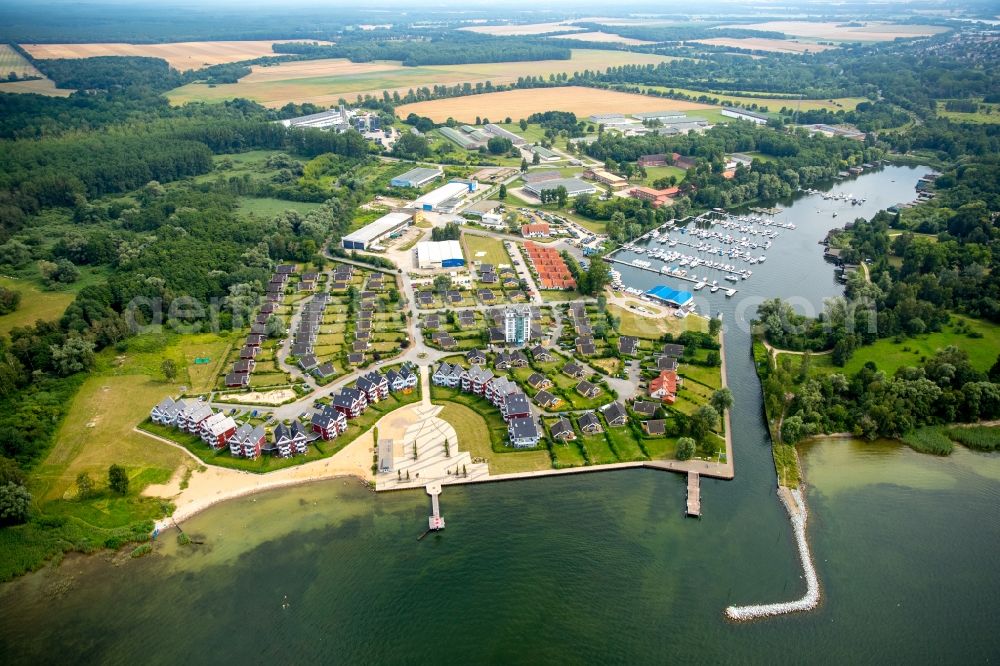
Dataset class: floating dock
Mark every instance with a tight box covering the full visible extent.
[604,256,739,296]
[686,472,701,517]
[426,482,445,530]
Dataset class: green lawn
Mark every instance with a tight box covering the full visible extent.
[550,440,587,468]
[609,303,708,339]
[0,361,197,581]
[462,232,512,266]
[0,276,76,336]
[497,122,546,144]
[604,425,648,462]
[32,375,188,503]
[577,431,618,465]
[679,362,723,390]
[640,434,679,460]
[639,165,686,185]
[539,289,585,302]
[437,401,551,473]
[795,315,1000,377]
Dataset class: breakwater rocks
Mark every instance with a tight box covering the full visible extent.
[725,487,820,621]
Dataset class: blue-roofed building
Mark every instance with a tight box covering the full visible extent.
[646,285,693,308]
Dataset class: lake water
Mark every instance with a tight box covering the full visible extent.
[2,165,998,663]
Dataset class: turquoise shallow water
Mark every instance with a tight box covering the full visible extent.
[1,165,997,664]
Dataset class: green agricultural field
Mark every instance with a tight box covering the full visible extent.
[437,401,551,473]
[0,276,75,336]
[935,100,1000,125]
[462,232,512,266]
[237,197,324,218]
[793,315,1000,377]
[640,85,865,113]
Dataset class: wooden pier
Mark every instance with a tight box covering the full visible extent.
[686,472,701,517]
[426,482,445,531]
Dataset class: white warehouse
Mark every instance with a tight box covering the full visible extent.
[342,212,413,251]
[412,182,474,212]
[416,240,465,269]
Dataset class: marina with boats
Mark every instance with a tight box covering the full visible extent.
[604,211,801,304]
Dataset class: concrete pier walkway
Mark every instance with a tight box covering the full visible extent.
[686,472,701,517]
[426,482,445,530]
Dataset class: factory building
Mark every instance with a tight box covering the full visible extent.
[721,108,769,125]
[341,212,413,251]
[484,124,527,146]
[530,145,560,162]
[416,240,465,269]
[439,126,487,149]
[278,105,378,133]
[523,178,598,198]
[391,167,443,188]
[631,111,690,123]
[412,181,475,212]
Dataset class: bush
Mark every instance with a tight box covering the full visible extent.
[0,287,20,315]
[0,482,31,524]
[676,437,696,461]
[108,464,129,495]
[130,543,153,558]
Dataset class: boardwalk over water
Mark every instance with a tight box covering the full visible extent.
[686,471,701,517]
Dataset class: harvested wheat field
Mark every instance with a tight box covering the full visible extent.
[721,21,950,42]
[0,44,43,78]
[397,86,715,123]
[167,49,679,107]
[694,37,838,54]
[551,31,656,46]
[0,78,72,96]
[461,22,584,36]
[20,40,330,71]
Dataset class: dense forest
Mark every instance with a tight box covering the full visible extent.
[759,341,1000,443]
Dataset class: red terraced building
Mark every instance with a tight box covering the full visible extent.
[524,242,576,291]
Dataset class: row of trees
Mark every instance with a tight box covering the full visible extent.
[272,33,571,67]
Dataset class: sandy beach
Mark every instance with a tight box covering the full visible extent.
[141,428,375,531]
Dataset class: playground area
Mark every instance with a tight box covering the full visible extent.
[215,388,297,405]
